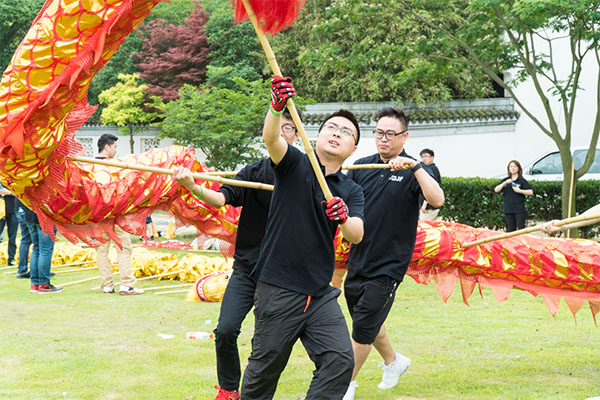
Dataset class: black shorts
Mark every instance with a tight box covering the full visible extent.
[344,274,399,344]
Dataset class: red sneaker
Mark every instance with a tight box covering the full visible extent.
[30,284,39,293]
[214,385,240,400]
[38,283,64,294]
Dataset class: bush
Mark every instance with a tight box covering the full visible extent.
[438,178,600,238]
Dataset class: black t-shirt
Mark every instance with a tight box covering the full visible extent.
[218,158,274,272]
[420,163,441,210]
[498,176,531,214]
[254,145,364,297]
[347,151,422,282]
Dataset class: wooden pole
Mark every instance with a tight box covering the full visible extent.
[52,266,97,275]
[566,162,575,238]
[205,163,392,177]
[143,283,193,291]
[343,164,391,170]
[58,263,122,287]
[460,212,600,248]
[70,156,274,191]
[239,0,333,201]
[155,289,190,295]
[90,268,186,290]
[0,265,17,271]
[52,260,96,268]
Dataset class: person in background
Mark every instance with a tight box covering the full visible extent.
[15,199,32,278]
[0,185,19,268]
[343,107,444,400]
[173,107,300,400]
[20,201,62,293]
[95,134,143,295]
[419,148,442,221]
[493,160,533,232]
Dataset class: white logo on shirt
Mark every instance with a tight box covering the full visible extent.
[389,175,404,183]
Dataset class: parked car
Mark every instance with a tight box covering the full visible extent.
[522,147,600,181]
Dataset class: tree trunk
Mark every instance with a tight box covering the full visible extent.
[129,124,134,153]
[559,154,579,238]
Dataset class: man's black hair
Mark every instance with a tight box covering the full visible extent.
[282,108,302,122]
[318,109,361,145]
[420,148,434,157]
[98,133,118,153]
[375,107,410,130]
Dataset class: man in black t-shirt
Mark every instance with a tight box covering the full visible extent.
[0,185,18,268]
[173,108,299,400]
[342,107,444,400]
[419,148,442,221]
[240,77,365,400]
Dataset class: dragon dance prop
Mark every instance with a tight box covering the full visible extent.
[335,220,600,321]
[0,0,242,254]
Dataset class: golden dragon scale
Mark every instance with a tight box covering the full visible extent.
[0,0,239,252]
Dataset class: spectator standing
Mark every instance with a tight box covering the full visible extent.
[14,199,32,278]
[0,185,18,267]
[493,160,533,232]
[419,148,442,221]
[95,134,143,295]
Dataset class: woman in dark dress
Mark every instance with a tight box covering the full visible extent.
[494,160,533,232]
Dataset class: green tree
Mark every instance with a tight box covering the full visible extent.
[0,0,46,72]
[270,0,493,103]
[158,67,268,170]
[99,73,158,153]
[203,0,265,83]
[87,0,196,122]
[401,0,600,225]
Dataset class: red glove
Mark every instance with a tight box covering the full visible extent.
[270,76,295,112]
[324,196,349,224]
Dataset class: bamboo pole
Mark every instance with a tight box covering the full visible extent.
[70,156,274,191]
[155,289,190,295]
[566,162,575,238]
[343,164,391,170]
[143,283,193,291]
[90,268,186,290]
[52,266,97,275]
[58,263,122,287]
[460,212,600,249]
[206,163,392,177]
[0,265,17,271]
[52,260,96,268]
[239,0,333,201]
[202,171,238,176]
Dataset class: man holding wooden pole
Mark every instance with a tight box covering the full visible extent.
[172,108,299,400]
[342,107,444,400]
[240,77,364,400]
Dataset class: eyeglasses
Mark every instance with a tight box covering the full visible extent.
[373,129,408,140]
[323,122,356,142]
[281,124,297,134]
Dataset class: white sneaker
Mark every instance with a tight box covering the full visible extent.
[378,352,411,389]
[342,381,358,400]
[102,286,115,294]
[119,285,144,295]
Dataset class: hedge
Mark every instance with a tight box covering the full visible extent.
[437,178,600,238]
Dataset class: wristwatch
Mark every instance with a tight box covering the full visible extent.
[411,162,422,173]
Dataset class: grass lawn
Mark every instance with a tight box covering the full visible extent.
[0,251,598,400]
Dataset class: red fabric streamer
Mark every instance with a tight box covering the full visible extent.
[232,0,306,34]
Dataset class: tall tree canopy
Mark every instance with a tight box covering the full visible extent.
[99,74,158,153]
[401,0,600,221]
[0,0,46,72]
[270,0,494,103]
[158,67,269,170]
[132,1,210,101]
